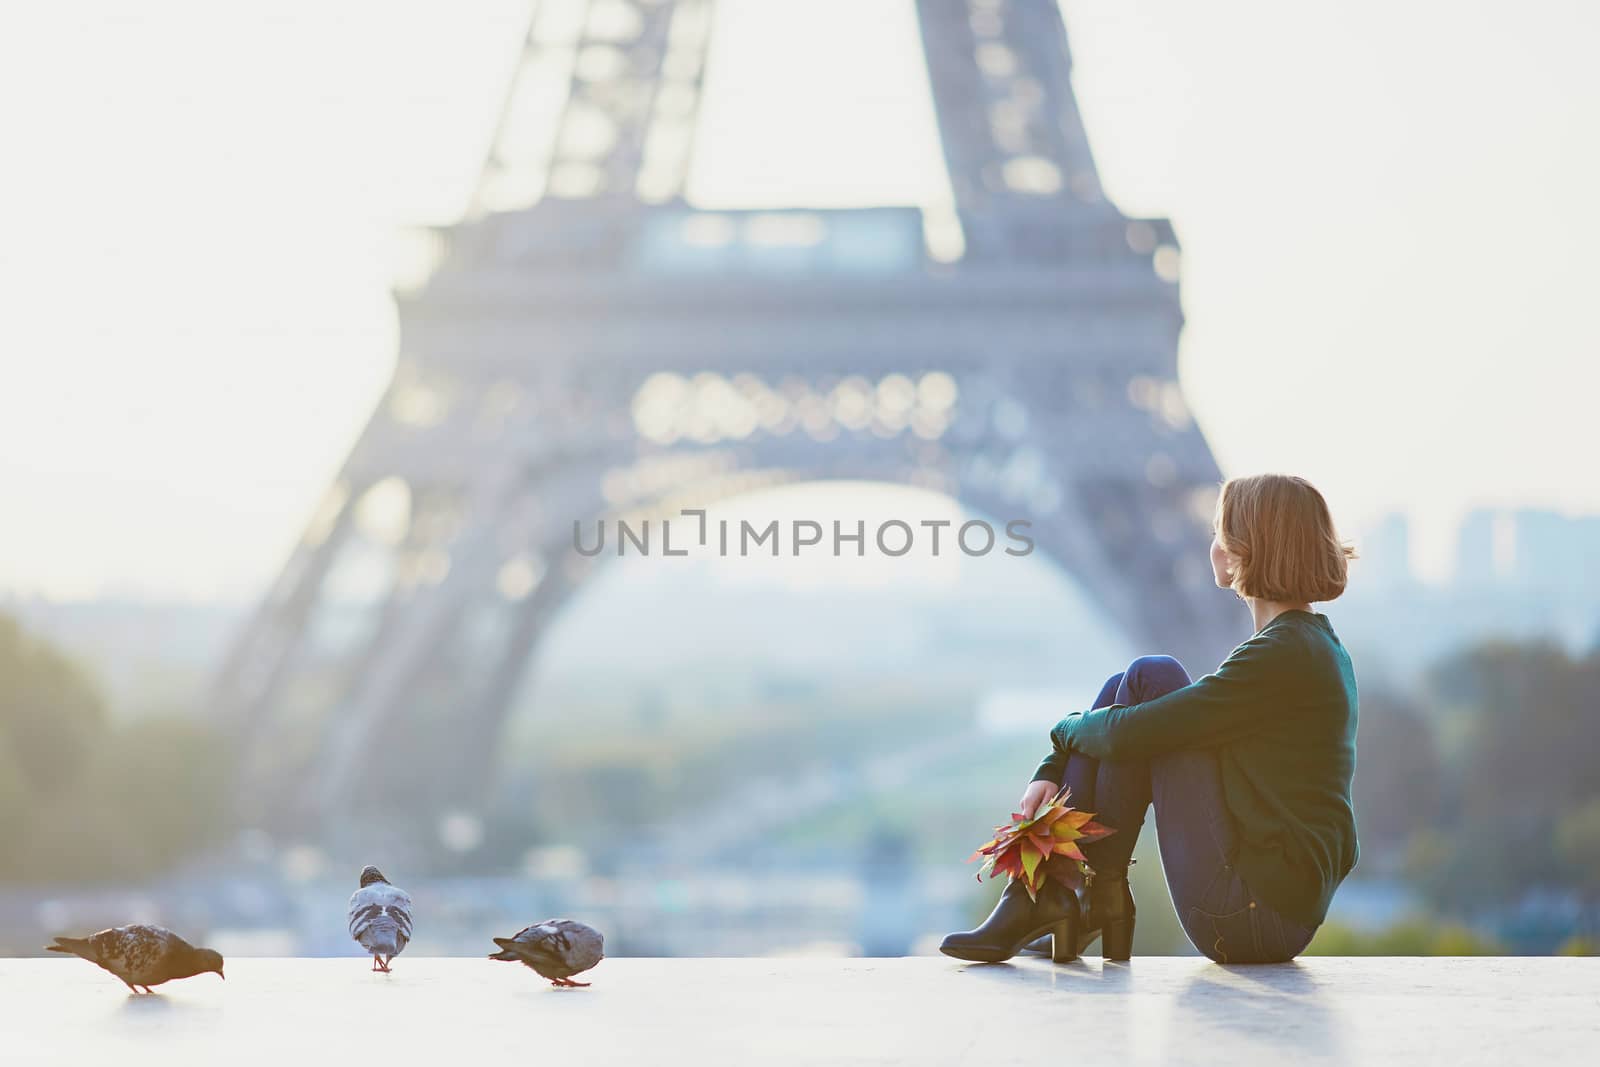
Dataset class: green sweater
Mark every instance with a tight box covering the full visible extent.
[1034,610,1359,927]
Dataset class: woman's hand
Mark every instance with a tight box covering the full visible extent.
[1018,779,1059,821]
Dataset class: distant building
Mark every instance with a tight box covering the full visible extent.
[1334,507,1600,682]
[1454,509,1502,588]
[1508,511,1600,593]
[1455,508,1600,592]
[1355,513,1412,589]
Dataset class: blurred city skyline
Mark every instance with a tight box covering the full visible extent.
[3,0,1599,600]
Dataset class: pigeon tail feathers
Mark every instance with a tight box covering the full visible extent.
[46,937,92,957]
[349,880,413,961]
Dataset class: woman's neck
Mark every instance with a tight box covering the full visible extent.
[1247,598,1314,633]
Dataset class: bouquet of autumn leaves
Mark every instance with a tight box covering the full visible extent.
[968,785,1116,900]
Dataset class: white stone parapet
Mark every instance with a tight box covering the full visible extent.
[6,956,1596,1065]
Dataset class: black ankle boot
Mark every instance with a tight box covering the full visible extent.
[1021,869,1137,959]
[1087,871,1136,960]
[940,877,1082,963]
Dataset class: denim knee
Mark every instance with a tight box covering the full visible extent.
[1125,654,1191,698]
[1092,672,1124,709]
[1149,746,1222,787]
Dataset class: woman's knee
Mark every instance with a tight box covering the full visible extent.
[1060,751,1099,807]
[1124,654,1192,699]
[1092,671,1124,709]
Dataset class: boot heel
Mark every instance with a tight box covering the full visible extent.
[1050,910,1080,964]
[1102,918,1134,961]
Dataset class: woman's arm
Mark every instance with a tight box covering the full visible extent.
[1031,749,1067,786]
[1048,629,1297,763]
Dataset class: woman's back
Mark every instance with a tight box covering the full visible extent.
[1216,610,1358,928]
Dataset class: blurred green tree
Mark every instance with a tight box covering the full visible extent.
[0,614,107,798]
[1430,641,1599,822]
[1352,690,1442,860]
[1406,641,1600,912]
[1555,796,1600,923]
[1304,918,1502,955]
[0,612,234,884]
[1556,935,1597,956]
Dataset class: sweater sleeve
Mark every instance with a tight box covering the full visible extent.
[1031,746,1069,785]
[1050,629,1294,762]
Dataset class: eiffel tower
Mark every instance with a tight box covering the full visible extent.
[212,0,1238,826]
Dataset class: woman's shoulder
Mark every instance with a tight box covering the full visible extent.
[1237,611,1350,672]
[1277,613,1357,694]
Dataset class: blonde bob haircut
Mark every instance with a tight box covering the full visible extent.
[1214,474,1356,603]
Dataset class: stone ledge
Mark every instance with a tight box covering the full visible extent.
[6,956,1596,1065]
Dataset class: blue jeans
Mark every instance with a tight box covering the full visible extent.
[1057,655,1318,963]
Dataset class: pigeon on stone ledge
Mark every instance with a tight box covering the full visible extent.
[348,864,413,972]
[46,924,224,994]
[488,920,604,986]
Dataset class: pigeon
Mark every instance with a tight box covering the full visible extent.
[488,920,604,987]
[348,864,413,972]
[46,924,224,994]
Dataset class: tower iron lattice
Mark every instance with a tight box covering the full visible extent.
[211,0,1238,825]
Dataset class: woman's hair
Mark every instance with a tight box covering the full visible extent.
[1214,474,1356,603]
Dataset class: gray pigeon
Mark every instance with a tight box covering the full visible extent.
[488,920,604,986]
[347,865,413,972]
[46,924,224,994]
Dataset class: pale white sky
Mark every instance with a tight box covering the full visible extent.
[1,0,1596,600]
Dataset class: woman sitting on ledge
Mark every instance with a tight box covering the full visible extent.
[942,473,1359,965]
